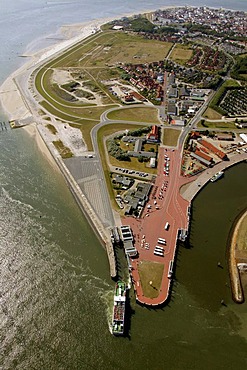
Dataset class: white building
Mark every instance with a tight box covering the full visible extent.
[240,133,247,144]
[150,157,156,168]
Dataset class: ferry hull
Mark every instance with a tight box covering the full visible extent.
[112,281,126,336]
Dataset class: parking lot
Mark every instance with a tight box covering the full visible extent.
[114,166,150,178]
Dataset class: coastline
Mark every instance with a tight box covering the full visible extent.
[24,122,117,278]
[0,9,151,119]
[1,6,246,287]
[1,4,246,120]
[0,16,122,278]
[0,19,108,121]
[1,3,247,368]
[23,123,60,172]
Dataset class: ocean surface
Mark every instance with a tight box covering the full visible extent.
[0,1,247,369]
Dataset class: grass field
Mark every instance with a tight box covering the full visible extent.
[46,123,57,135]
[143,142,158,152]
[169,45,193,63]
[34,29,171,132]
[198,120,236,129]
[107,107,160,123]
[138,260,164,298]
[72,32,172,67]
[109,155,157,175]
[163,128,181,146]
[40,99,116,121]
[52,139,73,158]
[34,33,119,126]
[38,73,107,110]
[203,107,222,120]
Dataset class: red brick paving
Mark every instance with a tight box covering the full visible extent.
[121,147,194,306]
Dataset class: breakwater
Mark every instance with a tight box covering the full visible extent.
[228,209,247,303]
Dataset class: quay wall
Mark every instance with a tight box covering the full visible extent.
[180,155,247,203]
[181,160,247,304]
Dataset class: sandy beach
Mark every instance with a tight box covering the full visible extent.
[0,18,109,121]
[0,8,147,121]
[0,14,121,278]
[23,123,60,172]
[0,5,186,122]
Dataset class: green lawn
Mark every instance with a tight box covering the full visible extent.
[198,120,236,129]
[203,107,222,120]
[107,107,160,123]
[46,123,57,135]
[138,260,164,299]
[40,95,117,121]
[163,128,181,146]
[109,155,157,174]
[52,139,73,158]
[169,45,193,63]
[74,32,172,67]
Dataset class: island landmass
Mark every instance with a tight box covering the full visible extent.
[1,6,247,308]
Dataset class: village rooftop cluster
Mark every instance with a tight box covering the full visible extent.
[118,63,210,125]
[153,7,247,39]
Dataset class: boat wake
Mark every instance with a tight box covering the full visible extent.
[1,186,35,211]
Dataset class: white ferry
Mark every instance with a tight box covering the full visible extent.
[210,170,224,182]
[112,281,126,336]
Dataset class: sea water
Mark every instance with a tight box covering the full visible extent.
[0,1,247,369]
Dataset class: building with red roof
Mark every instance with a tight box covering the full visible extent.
[194,149,213,163]
[199,139,228,160]
[147,125,159,142]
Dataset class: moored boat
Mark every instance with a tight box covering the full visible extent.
[210,170,224,182]
[112,281,126,336]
